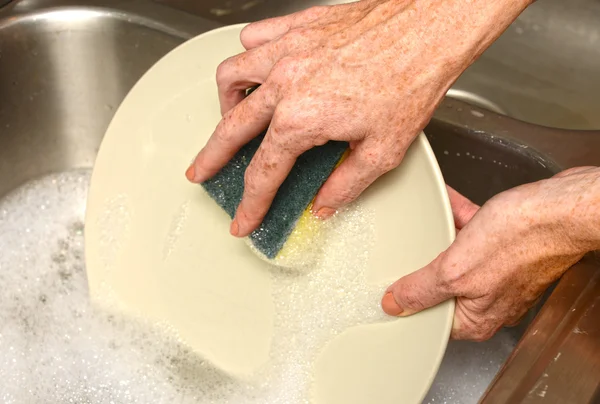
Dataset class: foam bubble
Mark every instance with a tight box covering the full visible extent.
[0,169,389,403]
[246,210,330,271]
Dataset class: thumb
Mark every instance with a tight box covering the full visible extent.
[382,254,455,317]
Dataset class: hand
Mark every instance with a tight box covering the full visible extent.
[382,166,600,341]
[186,0,533,237]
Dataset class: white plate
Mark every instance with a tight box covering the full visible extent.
[85,24,455,404]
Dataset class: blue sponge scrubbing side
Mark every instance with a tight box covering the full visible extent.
[200,131,348,260]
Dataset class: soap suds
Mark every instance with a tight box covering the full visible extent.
[0,169,388,403]
[246,210,329,270]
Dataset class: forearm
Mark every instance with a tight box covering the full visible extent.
[558,167,600,253]
[416,0,532,70]
[441,0,534,66]
[369,0,533,94]
[574,169,600,252]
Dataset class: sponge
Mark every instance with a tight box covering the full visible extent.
[201,116,348,267]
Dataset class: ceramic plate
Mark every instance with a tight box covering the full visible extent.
[85,24,455,404]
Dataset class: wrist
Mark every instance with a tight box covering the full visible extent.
[374,0,533,94]
[553,169,600,254]
[431,0,533,71]
[571,171,600,252]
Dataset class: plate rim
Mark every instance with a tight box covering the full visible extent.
[84,22,456,403]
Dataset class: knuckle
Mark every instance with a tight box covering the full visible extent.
[383,145,406,171]
[242,160,278,214]
[380,154,402,172]
[335,187,358,205]
[359,151,382,173]
[274,100,330,147]
[272,103,304,135]
[437,253,467,293]
[301,5,329,20]
[273,101,296,121]
[239,23,257,46]
[282,28,308,45]
[267,125,291,149]
[237,204,262,226]
[214,113,236,143]
[243,168,262,199]
[215,55,245,90]
[215,58,232,86]
[437,267,462,292]
[393,283,427,311]
[361,147,402,174]
[271,56,303,82]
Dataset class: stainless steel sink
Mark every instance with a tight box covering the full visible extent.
[0,1,599,403]
[0,0,219,197]
[454,0,600,130]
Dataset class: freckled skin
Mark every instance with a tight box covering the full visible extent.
[385,168,600,341]
[183,0,600,341]
[188,0,534,236]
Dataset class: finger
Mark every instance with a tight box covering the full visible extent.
[231,112,313,237]
[446,185,480,229]
[312,140,401,219]
[382,254,454,317]
[240,17,293,50]
[240,6,329,49]
[552,166,597,179]
[187,86,276,183]
[216,42,288,114]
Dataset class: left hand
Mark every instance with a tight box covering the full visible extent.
[381,166,600,341]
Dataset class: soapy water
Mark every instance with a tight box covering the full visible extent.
[0,169,391,403]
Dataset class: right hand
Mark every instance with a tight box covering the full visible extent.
[383,167,600,341]
[186,0,534,237]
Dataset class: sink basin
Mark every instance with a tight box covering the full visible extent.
[0,1,599,403]
[0,0,219,197]
[454,0,600,130]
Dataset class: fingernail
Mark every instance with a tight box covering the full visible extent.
[315,207,336,220]
[185,164,196,182]
[230,218,239,236]
[381,292,403,316]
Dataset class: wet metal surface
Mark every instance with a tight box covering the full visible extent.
[1,1,599,403]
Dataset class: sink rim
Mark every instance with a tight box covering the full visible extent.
[1,1,599,402]
[0,0,220,38]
